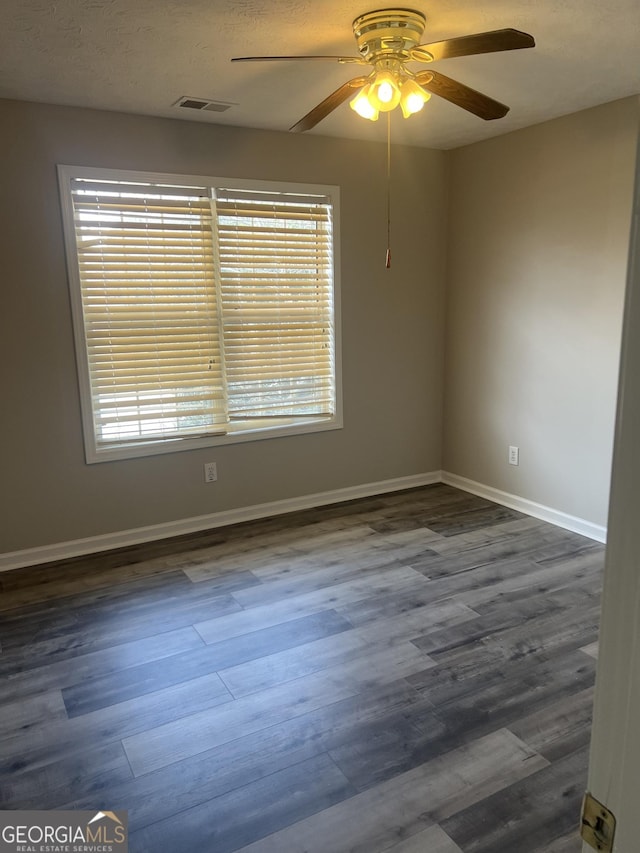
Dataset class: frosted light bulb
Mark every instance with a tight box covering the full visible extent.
[349,87,379,121]
[377,81,394,103]
[354,98,377,119]
[404,93,425,114]
[399,79,431,118]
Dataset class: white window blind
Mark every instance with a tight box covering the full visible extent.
[215,189,334,422]
[70,178,227,446]
[60,167,340,461]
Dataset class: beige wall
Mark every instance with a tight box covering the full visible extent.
[2,95,638,558]
[443,98,639,527]
[0,99,447,553]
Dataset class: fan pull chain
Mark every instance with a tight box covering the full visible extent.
[385,111,391,269]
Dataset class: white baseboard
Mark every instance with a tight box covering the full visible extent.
[441,471,607,543]
[1,469,606,572]
[0,471,441,572]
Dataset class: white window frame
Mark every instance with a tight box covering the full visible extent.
[58,165,342,463]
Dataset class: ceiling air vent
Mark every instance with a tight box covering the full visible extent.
[173,96,234,113]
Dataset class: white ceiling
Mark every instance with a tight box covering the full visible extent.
[0,0,638,149]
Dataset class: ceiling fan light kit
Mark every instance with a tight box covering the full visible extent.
[350,10,434,120]
[349,66,432,121]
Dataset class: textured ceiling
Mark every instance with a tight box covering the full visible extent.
[0,0,638,149]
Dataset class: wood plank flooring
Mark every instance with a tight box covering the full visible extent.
[0,485,604,852]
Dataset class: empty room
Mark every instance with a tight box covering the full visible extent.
[1,1,640,851]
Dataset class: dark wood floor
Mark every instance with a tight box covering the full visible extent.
[0,485,604,852]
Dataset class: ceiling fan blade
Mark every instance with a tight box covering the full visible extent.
[289,77,368,133]
[412,28,535,62]
[416,70,509,120]
[232,55,364,64]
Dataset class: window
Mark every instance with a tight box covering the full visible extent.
[58,166,341,462]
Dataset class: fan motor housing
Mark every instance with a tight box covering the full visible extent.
[352,8,426,61]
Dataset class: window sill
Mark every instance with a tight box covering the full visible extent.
[86,414,343,464]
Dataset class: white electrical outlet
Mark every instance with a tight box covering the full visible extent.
[204,462,217,483]
[508,446,519,466]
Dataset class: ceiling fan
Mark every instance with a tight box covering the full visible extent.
[231,8,535,133]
